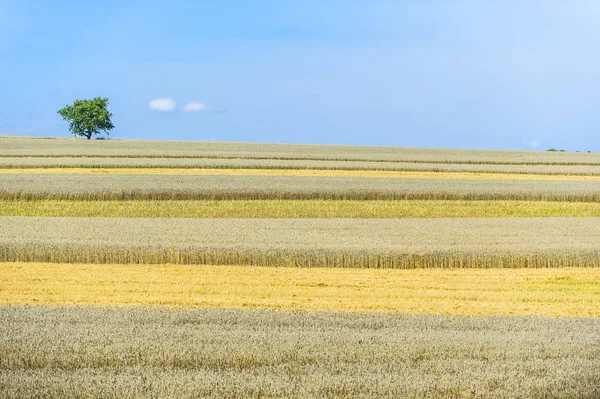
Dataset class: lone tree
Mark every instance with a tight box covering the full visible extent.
[57,97,114,139]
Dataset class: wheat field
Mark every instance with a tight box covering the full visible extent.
[3,199,600,218]
[2,136,599,164]
[5,167,600,181]
[1,217,599,268]
[2,136,600,398]
[2,263,599,316]
[4,173,600,201]
[1,306,599,398]
[4,156,600,175]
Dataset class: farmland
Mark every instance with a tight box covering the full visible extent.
[4,173,600,201]
[4,199,600,218]
[5,156,600,175]
[1,136,599,398]
[7,167,600,181]
[1,217,599,267]
[1,136,599,164]
[1,306,599,398]
[2,263,600,316]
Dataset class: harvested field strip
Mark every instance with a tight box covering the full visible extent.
[2,136,599,165]
[4,157,600,176]
[1,217,599,268]
[2,307,599,399]
[3,174,600,202]
[3,199,600,218]
[3,167,600,181]
[2,263,600,316]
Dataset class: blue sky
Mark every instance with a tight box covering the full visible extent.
[1,1,600,150]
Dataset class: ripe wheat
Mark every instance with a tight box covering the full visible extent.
[1,306,599,398]
[1,217,599,268]
[3,167,600,181]
[2,174,600,201]
[3,156,600,175]
[1,136,599,165]
[3,199,600,218]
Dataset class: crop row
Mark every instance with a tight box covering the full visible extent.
[3,199,600,218]
[4,157,600,175]
[1,305,599,398]
[1,217,599,267]
[2,174,600,201]
[2,136,599,165]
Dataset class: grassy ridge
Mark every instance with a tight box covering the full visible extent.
[1,306,599,398]
[2,136,599,165]
[3,174,600,201]
[2,263,600,316]
[1,217,599,268]
[4,157,600,175]
[3,199,600,218]
[3,167,600,181]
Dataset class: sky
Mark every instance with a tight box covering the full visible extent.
[1,0,600,151]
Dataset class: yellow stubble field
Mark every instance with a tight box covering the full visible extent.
[2,262,599,317]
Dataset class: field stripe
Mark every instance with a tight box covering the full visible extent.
[1,217,599,268]
[2,199,600,218]
[2,136,600,165]
[2,167,600,181]
[3,174,600,202]
[1,263,599,316]
[4,158,600,176]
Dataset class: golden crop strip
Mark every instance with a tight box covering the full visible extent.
[3,199,600,218]
[2,167,600,181]
[1,263,599,316]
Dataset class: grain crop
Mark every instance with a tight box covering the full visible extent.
[1,217,599,268]
[1,136,599,165]
[3,174,600,201]
[2,263,599,316]
[4,156,600,176]
[1,305,599,398]
[4,167,600,181]
[3,199,600,218]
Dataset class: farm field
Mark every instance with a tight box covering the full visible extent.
[1,306,599,399]
[5,156,600,175]
[4,173,600,201]
[2,263,599,316]
[2,136,599,164]
[2,136,599,398]
[5,167,600,181]
[1,217,600,267]
[4,199,600,218]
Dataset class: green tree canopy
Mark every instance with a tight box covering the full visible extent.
[57,97,115,139]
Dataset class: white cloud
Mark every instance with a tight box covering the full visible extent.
[148,98,176,112]
[183,102,208,112]
[529,140,541,148]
